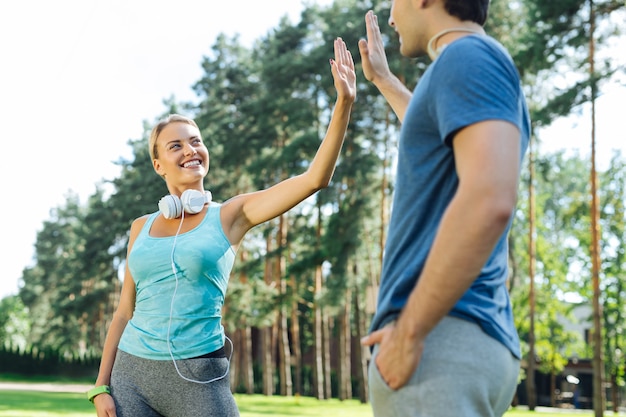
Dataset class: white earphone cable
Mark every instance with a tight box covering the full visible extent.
[165,209,232,384]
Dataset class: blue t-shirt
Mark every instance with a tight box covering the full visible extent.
[370,35,530,359]
[118,203,236,360]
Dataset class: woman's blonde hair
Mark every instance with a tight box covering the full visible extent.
[148,114,199,161]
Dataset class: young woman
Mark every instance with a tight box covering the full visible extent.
[88,38,355,417]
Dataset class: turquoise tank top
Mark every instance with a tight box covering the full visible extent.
[118,203,236,360]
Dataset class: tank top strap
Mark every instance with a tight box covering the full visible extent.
[138,212,160,237]
[206,202,222,222]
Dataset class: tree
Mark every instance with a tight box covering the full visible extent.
[0,295,30,350]
[511,149,626,408]
[599,152,626,412]
[19,194,85,351]
[495,0,624,408]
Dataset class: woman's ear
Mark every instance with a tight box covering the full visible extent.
[153,159,165,176]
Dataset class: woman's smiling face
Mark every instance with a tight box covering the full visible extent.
[152,121,210,186]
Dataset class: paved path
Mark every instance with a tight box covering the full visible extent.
[0,382,92,393]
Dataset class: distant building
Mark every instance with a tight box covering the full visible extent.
[516,303,595,409]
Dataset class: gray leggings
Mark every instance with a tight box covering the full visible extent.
[110,349,239,417]
[369,316,520,417]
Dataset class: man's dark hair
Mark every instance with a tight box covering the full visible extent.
[443,0,490,25]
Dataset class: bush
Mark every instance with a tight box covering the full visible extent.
[0,343,99,379]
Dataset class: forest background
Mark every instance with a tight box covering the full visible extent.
[0,0,625,413]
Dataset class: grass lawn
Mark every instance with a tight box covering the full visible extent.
[0,391,374,417]
[0,390,93,417]
[0,388,624,417]
[506,410,617,416]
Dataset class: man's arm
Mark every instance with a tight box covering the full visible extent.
[358,11,412,122]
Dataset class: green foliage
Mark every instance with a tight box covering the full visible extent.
[510,149,626,399]
[600,151,626,386]
[225,278,280,331]
[0,296,30,350]
[0,344,98,379]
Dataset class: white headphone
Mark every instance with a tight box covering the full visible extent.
[158,189,212,219]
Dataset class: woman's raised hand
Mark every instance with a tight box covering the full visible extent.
[330,37,356,102]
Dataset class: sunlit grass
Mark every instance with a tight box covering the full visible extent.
[0,387,624,417]
[0,390,372,417]
[237,394,372,417]
[506,409,625,416]
[0,390,93,417]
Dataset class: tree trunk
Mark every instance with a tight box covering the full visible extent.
[230,328,239,392]
[313,266,324,399]
[261,327,274,395]
[242,325,254,394]
[262,233,275,396]
[313,203,325,399]
[610,373,617,413]
[353,285,369,403]
[278,307,292,396]
[276,214,293,396]
[379,107,391,271]
[323,314,333,399]
[588,1,605,415]
[527,133,538,411]
[290,273,302,396]
[550,370,556,407]
[338,289,352,400]
[236,250,255,394]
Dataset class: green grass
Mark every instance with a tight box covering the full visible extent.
[0,390,93,417]
[237,395,372,417]
[506,408,626,416]
[0,388,624,417]
[0,391,373,417]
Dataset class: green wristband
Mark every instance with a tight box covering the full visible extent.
[87,385,111,403]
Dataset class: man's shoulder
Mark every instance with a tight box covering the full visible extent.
[441,35,511,67]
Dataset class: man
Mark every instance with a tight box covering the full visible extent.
[358,1,529,416]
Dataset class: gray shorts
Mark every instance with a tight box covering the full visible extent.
[369,316,520,417]
[110,349,239,417]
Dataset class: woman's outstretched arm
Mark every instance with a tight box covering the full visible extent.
[222,37,356,246]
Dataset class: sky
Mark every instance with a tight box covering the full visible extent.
[0,1,624,299]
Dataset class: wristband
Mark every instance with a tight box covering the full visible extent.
[87,385,111,403]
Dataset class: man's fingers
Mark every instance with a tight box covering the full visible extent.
[361,329,384,346]
[365,10,381,43]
